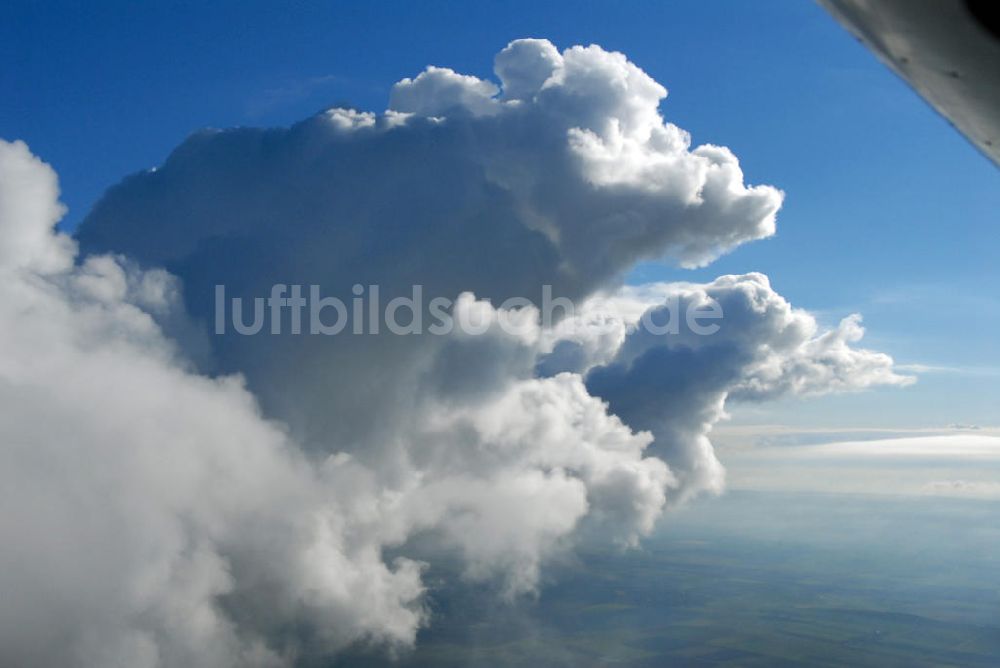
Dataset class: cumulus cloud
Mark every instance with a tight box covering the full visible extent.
[0,140,426,667]
[1,38,908,666]
[546,274,913,497]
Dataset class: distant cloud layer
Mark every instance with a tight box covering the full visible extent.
[1,39,909,666]
[722,434,1000,498]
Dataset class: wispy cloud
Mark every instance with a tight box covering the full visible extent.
[895,362,1000,377]
[246,73,346,118]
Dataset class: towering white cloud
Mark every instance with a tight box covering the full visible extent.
[0,39,910,666]
[0,140,425,667]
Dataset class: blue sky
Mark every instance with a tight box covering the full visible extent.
[2,0,997,429]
